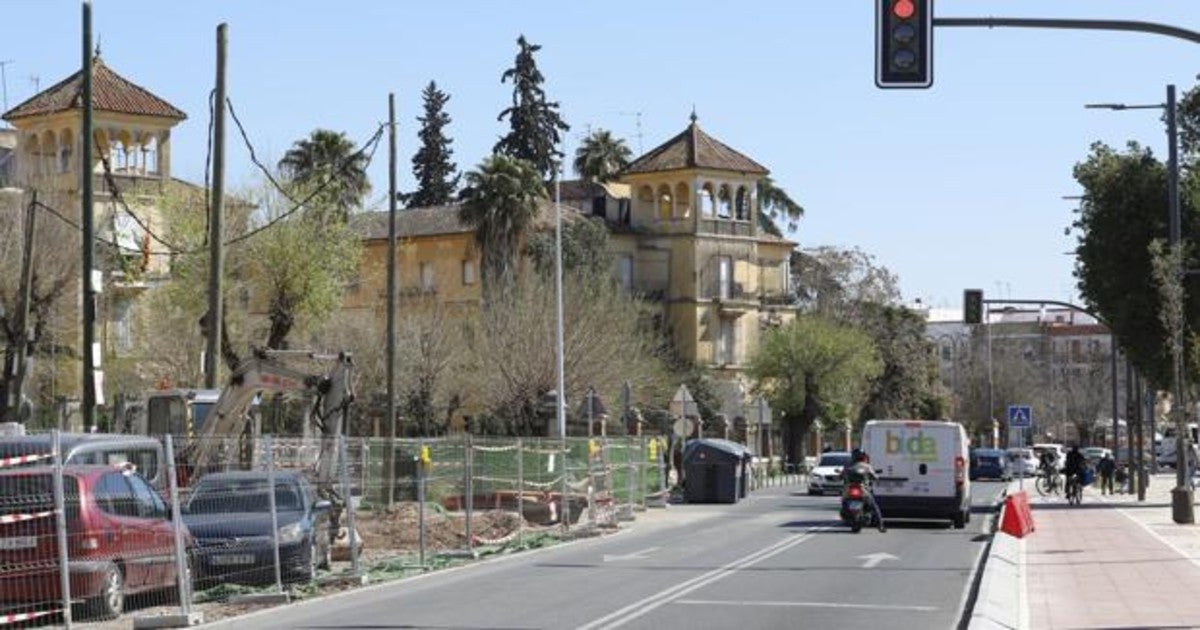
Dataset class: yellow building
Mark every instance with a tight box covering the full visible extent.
[2,56,197,416]
[349,116,798,422]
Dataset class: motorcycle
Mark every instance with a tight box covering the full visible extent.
[840,482,877,533]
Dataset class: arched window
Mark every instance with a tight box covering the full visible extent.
[657,184,673,220]
[25,135,41,177]
[699,182,715,217]
[57,129,73,174]
[40,131,55,175]
[675,182,691,218]
[735,186,749,220]
[718,185,733,219]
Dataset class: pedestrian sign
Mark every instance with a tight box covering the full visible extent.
[1007,405,1032,429]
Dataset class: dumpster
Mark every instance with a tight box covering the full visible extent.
[683,439,753,503]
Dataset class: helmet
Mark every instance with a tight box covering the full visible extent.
[851,448,867,463]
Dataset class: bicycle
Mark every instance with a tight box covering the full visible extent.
[1036,468,1061,496]
[1065,473,1083,505]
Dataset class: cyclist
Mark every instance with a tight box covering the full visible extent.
[1063,445,1087,501]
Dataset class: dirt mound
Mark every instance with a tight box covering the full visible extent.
[355,503,525,551]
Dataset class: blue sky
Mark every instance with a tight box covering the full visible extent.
[4,1,1199,311]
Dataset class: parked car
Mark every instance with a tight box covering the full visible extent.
[969,448,1011,481]
[1032,443,1067,472]
[807,451,851,496]
[0,465,188,620]
[1083,447,1112,465]
[183,471,332,585]
[0,433,167,490]
[1005,447,1038,477]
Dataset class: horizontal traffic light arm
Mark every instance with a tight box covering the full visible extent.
[977,297,1112,330]
[933,17,1200,45]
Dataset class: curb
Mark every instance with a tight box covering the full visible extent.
[965,480,1027,630]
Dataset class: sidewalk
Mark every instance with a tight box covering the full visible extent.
[1023,473,1200,629]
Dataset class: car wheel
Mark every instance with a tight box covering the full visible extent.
[83,562,124,620]
[952,510,967,529]
[807,488,819,496]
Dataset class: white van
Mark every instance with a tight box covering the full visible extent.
[861,419,971,529]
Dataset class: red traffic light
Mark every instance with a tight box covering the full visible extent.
[892,0,915,19]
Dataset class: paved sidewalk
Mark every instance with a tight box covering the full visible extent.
[1023,473,1200,629]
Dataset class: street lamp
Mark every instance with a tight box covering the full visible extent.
[1086,84,1192,523]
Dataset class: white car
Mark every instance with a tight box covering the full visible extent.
[1006,447,1037,477]
[807,451,852,495]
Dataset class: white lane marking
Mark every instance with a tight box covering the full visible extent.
[1018,536,1029,630]
[676,599,938,612]
[577,529,823,630]
[857,552,898,568]
[603,547,660,562]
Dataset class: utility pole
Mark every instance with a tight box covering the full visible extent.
[384,92,398,509]
[205,23,228,390]
[81,0,97,430]
[13,192,36,422]
[1166,84,1193,523]
[0,60,13,116]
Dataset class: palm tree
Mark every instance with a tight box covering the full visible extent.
[757,176,805,235]
[459,154,547,303]
[573,129,632,184]
[278,129,371,222]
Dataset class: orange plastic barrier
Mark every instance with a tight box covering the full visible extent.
[999,490,1036,538]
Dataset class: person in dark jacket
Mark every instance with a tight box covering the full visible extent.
[842,449,885,533]
[1097,452,1116,495]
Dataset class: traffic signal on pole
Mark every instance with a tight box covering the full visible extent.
[963,289,983,324]
[876,0,933,88]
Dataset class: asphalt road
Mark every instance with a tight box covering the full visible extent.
[200,481,1008,630]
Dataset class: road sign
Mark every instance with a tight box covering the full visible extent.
[672,417,695,437]
[1007,405,1033,429]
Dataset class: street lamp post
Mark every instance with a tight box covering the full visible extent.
[1086,84,1192,523]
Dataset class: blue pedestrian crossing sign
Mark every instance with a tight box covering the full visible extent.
[1007,405,1033,428]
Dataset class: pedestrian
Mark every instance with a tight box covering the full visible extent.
[1097,452,1116,495]
[1115,463,1129,494]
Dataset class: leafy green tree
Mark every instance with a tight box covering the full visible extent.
[856,303,945,421]
[494,35,570,180]
[573,129,631,184]
[757,176,804,234]
[793,246,901,321]
[278,129,371,222]
[1071,141,1200,387]
[524,215,614,278]
[459,154,547,303]
[408,81,459,208]
[747,314,882,464]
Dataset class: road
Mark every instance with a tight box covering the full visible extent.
[201,481,1007,630]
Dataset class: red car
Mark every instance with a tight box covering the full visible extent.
[0,465,189,620]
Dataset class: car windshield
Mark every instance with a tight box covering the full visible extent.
[187,479,302,514]
[818,454,850,467]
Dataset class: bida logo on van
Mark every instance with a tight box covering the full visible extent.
[885,430,938,462]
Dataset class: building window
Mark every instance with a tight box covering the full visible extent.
[420,262,435,291]
[617,255,633,294]
[735,186,749,220]
[592,196,606,218]
[718,185,732,219]
[113,299,133,355]
[718,318,736,365]
[699,183,715,217]
[718,256,733,299]
[618,199,631,225]
[462,260,476,285]
[780,260,791,294]
[657,185,673,220]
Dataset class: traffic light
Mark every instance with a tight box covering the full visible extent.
[963,289,983,324]
[876,0,933,89]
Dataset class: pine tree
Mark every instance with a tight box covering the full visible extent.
[408,81,459,208]
[494,35,570,180]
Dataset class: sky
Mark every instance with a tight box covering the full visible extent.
[3,1,1199,312]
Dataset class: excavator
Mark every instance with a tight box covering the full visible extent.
[146,348,357,555]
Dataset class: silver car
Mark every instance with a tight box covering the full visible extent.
[807,451,852,495]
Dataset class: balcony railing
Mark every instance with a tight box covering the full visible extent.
[699,219,752,237]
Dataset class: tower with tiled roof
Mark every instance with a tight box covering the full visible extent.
[2,56,186,188]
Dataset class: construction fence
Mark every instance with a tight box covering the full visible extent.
[0,431,798,628]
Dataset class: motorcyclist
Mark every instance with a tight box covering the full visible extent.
[842,448,886,532]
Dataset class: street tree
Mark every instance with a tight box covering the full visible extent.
[408,81,459,208]
[458,154,546,303]
[747,314,882,464]
[494,35,570,181]
[278,129,372,222]
[524,214,614,278]
[573,129,631,184]
[1071,141,1200,388]
[0,191,78,423]
[792,245,901,321]
[857,302,946,421]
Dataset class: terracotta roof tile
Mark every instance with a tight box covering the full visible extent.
[351,201,584,240]
[624,120,768,175]
[2,58,186,122]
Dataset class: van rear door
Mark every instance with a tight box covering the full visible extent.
[865,421,958,498]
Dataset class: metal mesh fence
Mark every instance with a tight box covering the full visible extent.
[0,431,797,627]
